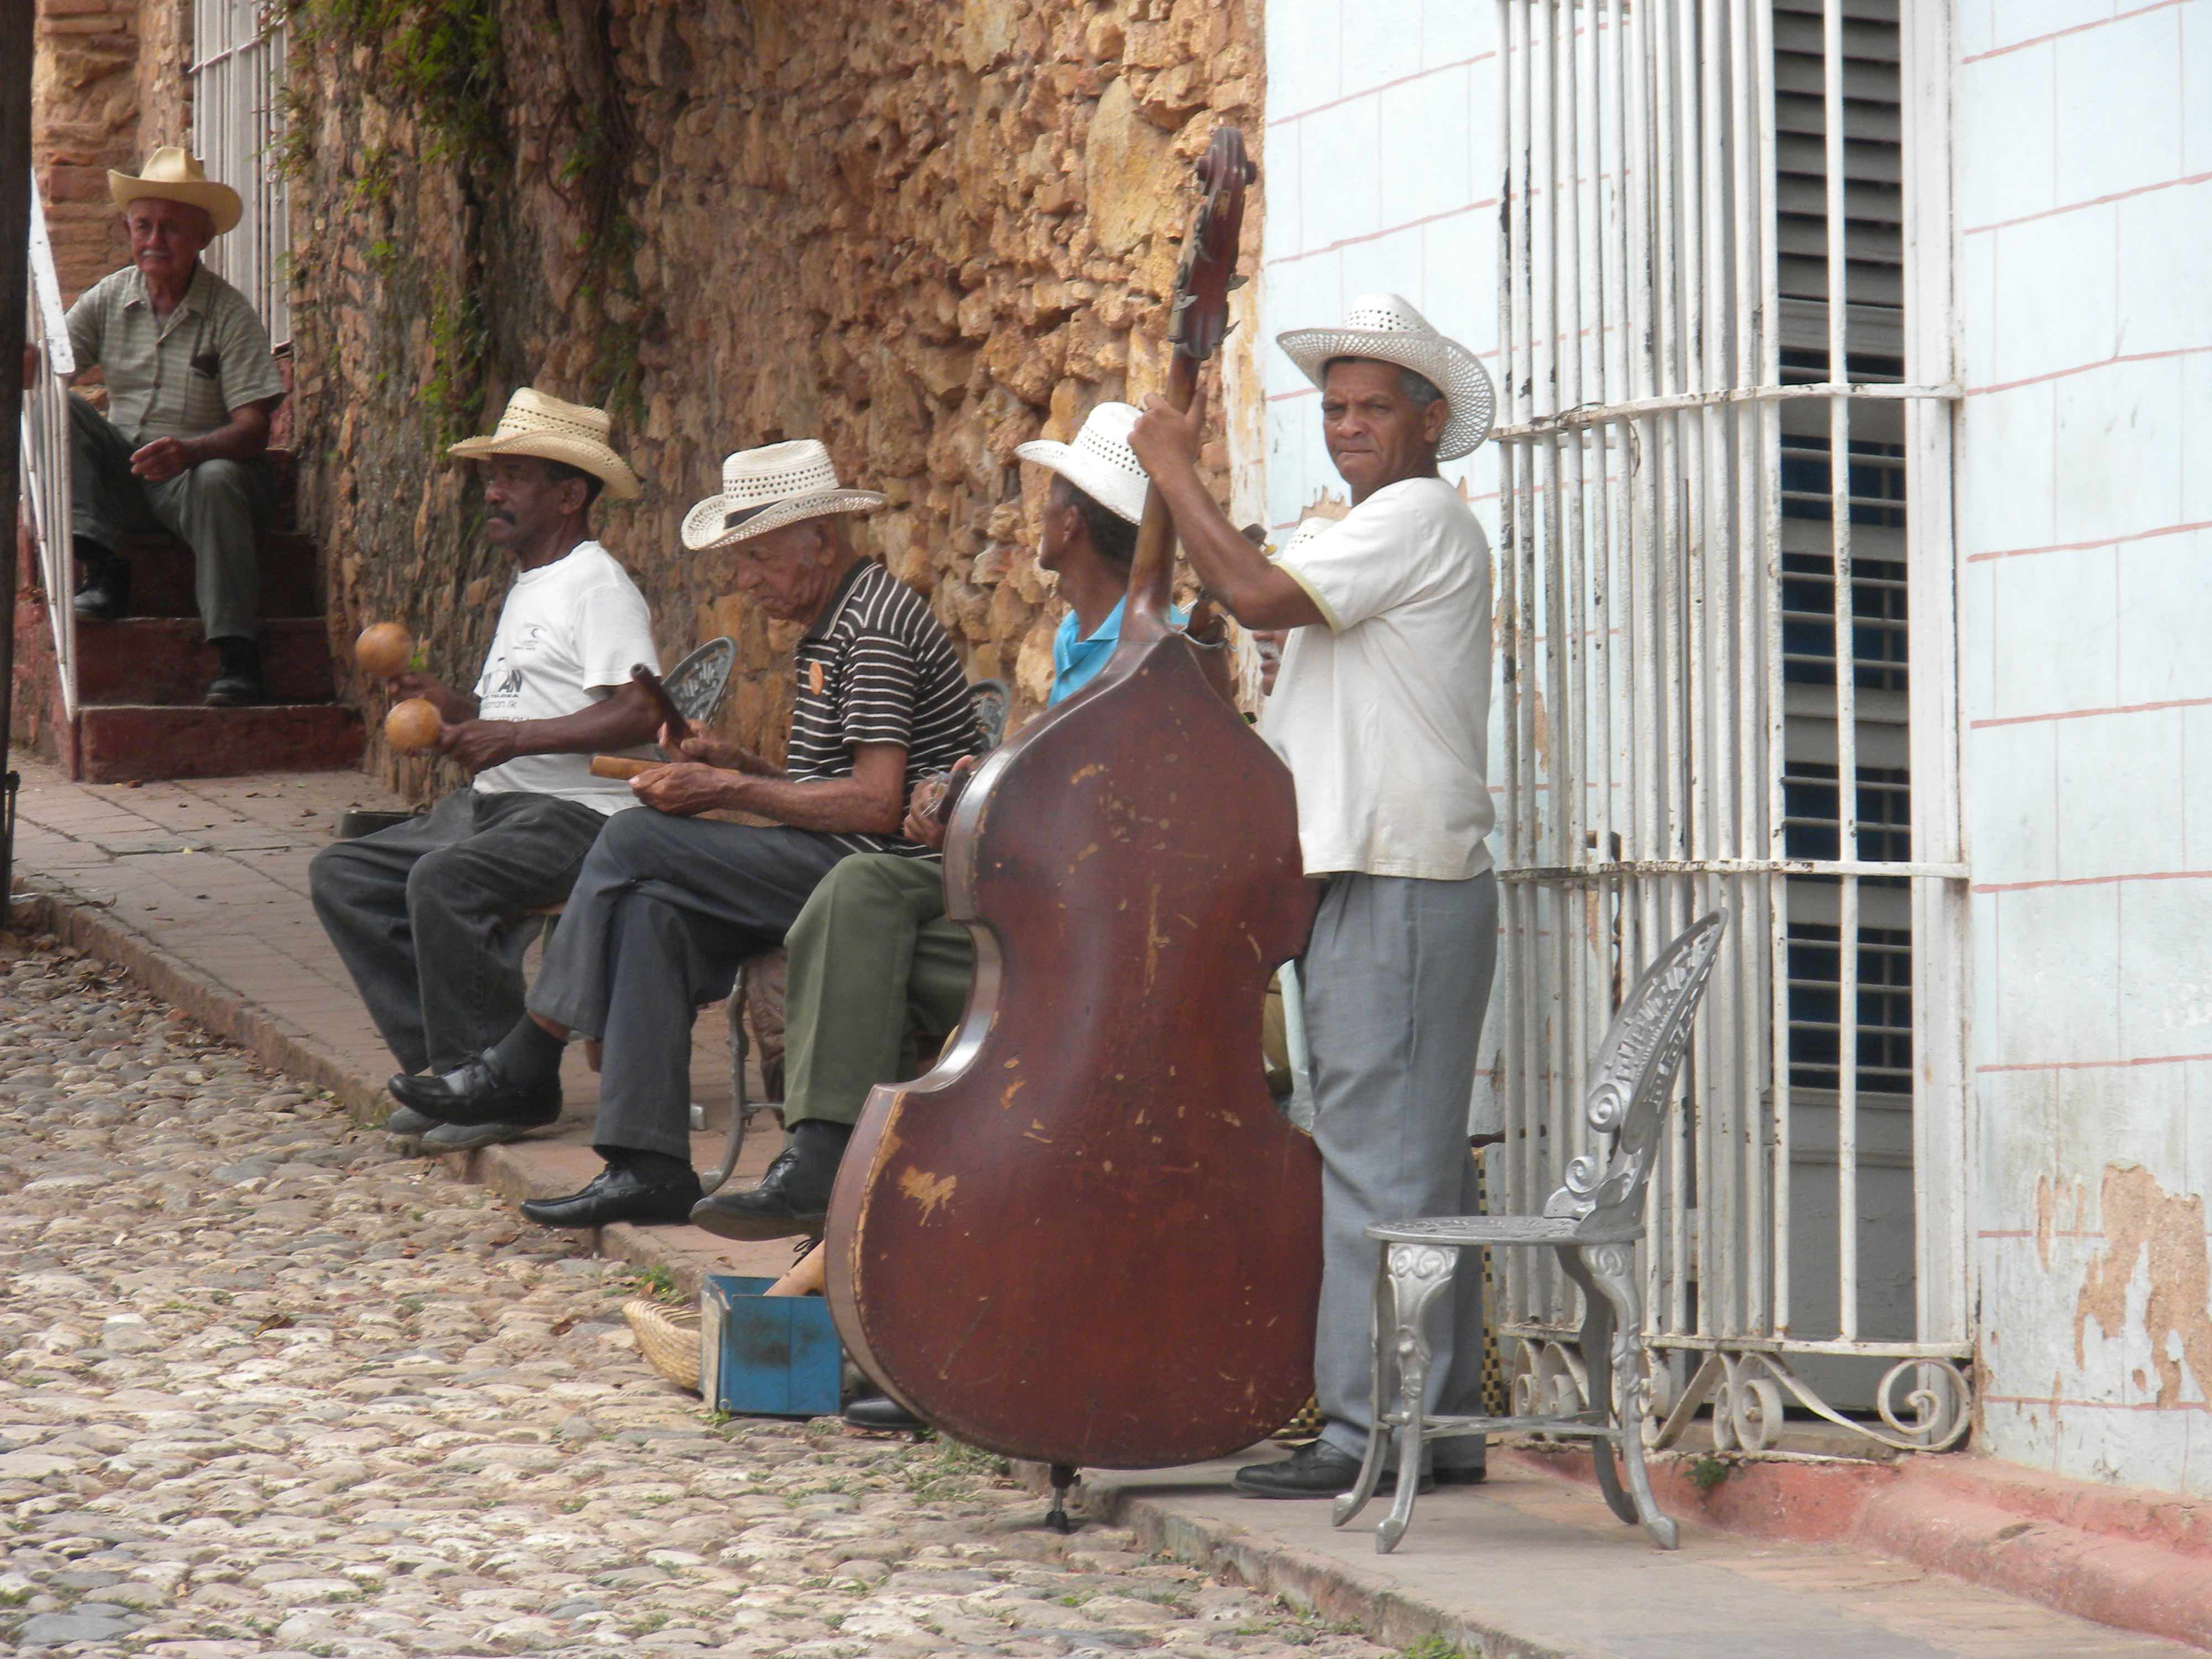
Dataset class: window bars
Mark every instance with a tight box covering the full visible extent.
[191,0,290,346]
[1489,0,1969,1453]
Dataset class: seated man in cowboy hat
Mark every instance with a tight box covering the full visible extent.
[1131,293,1499,1497]
[394,440,981,1229]
[310,389,662,1154]
[61,148,289,703]
[690,402,1171,1246]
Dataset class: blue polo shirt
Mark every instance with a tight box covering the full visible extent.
[1051,596,1190,705]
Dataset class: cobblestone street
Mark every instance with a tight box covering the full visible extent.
[0,938,1400,1659]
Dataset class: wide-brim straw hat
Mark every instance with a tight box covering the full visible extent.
[108,147,242,237]
[447,387,643,501]
[1277,291,1496,462]
[1014,401,1150,525]
[681,440,884,551]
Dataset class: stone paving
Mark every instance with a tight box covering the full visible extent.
[0,936,1401,1659]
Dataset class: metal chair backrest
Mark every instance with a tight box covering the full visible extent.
[1544,909,1729,1233]
[664,637,739,725]
[969,678,1011,750]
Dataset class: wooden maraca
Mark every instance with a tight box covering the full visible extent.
[384,697,443,753]
[355,622,414,680]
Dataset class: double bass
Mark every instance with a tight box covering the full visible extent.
[824,129,1321,1511]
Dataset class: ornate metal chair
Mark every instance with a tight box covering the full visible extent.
[1334,908,1729,1553]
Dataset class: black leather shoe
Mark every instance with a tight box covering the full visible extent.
[688,1131,845,1240]
[519,1163,702,1229]
[385,1104,437,1138]
[389,1055,560,1126]
[843,1395,927,1433]
[1232,1439,1433,1500]
[72,549,129,623]
[206,637,265,707]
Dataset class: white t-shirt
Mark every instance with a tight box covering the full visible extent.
[1261,477,1495,880]
[471,541,660,813]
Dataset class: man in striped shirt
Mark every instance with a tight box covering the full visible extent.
[393,440,979,1229]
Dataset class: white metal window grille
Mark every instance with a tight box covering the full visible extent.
[1489,0,1969,1453]
[191,0,291,345]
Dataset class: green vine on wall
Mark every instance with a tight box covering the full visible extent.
[294,0,504,168]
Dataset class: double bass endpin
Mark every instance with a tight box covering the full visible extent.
[1045,1463,1079,1533]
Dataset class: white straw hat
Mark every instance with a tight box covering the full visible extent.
[1276,292,1496,461]
[108,147,242,236]
[447,387,643,500]
[1014,401,1150,525]
[681,440,885,551]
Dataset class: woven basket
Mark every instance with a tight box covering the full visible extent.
[623,1298,702,1391]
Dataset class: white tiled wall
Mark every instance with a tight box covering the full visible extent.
[1957,0,2212,1494]
[1258,0,1500,537]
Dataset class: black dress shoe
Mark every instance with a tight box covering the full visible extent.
[843,1395,927,1433]
[688,1129,846,1241]
[1232,1439,1433,1500]
[206,637,265,707]
[519,1162,702,1229]
[389,1055,560,1126]
[72,547,129,622]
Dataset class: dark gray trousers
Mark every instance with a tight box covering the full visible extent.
[1306,868,1499,1469]
[524,808,847,1162]
[309,790,609,1075]
[70,393,269,640]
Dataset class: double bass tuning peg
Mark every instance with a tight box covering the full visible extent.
[1226,275,1248,291]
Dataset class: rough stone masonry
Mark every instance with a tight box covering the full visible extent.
[278,0,1264,807]
[0,936,1402,1658]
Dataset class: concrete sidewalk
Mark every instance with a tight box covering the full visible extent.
[6,757,2205,1657]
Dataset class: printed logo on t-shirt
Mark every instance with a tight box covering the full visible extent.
[481,659,524,713]
[507,623,551,658]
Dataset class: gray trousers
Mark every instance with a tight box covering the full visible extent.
[70,392,269,640]
[309,790,608,1075]
[525,808,847,1162]
[1306,868,1499,1468]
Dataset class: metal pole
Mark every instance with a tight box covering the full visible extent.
[0,0,35,921]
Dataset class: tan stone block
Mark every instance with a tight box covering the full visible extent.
[1083,78,1183,258]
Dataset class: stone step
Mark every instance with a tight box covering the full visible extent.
[76,701,366,784]
[105,528,320,620]
[74,617,337,707]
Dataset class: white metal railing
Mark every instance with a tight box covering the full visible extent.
[191,0,290,344]
[1489,0,1969,1454]
[23,173,79,718]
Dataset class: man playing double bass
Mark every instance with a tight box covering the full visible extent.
[1130,293,1498,1497]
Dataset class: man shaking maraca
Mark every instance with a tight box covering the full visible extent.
[308,388,662,1155]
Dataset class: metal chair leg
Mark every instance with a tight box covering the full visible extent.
[1374,1241,1457,1554]
[1587,1243,1678,1550]
[699,984,752,1196]
[1333,1247,1395,1529]
[1558,1244,1636,1525]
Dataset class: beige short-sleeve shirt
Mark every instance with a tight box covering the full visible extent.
[65,263,285,444]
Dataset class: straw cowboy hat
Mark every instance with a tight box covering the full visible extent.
[681,440,884,551]
[1015,402,1151,525]
[108,147,243,237]
[1277,292,1496,462]
[447,387,643,501]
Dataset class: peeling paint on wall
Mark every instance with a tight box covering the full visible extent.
[2072,1164,2212,1407]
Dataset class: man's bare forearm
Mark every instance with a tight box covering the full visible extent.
[723,774,904,835]
[182,403,277,465]
[506,682,659,757]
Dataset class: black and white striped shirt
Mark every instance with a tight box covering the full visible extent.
[790,560,979,856]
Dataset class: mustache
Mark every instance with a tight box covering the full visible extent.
[487,508,518,524]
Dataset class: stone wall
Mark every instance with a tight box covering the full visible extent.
[30,0,148,298]
[283,0,1263,796]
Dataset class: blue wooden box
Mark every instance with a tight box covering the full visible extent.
[698,1274,843,1418]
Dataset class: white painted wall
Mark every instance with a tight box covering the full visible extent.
[1258,0,1501,536]
[1957,0,2212,1494]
